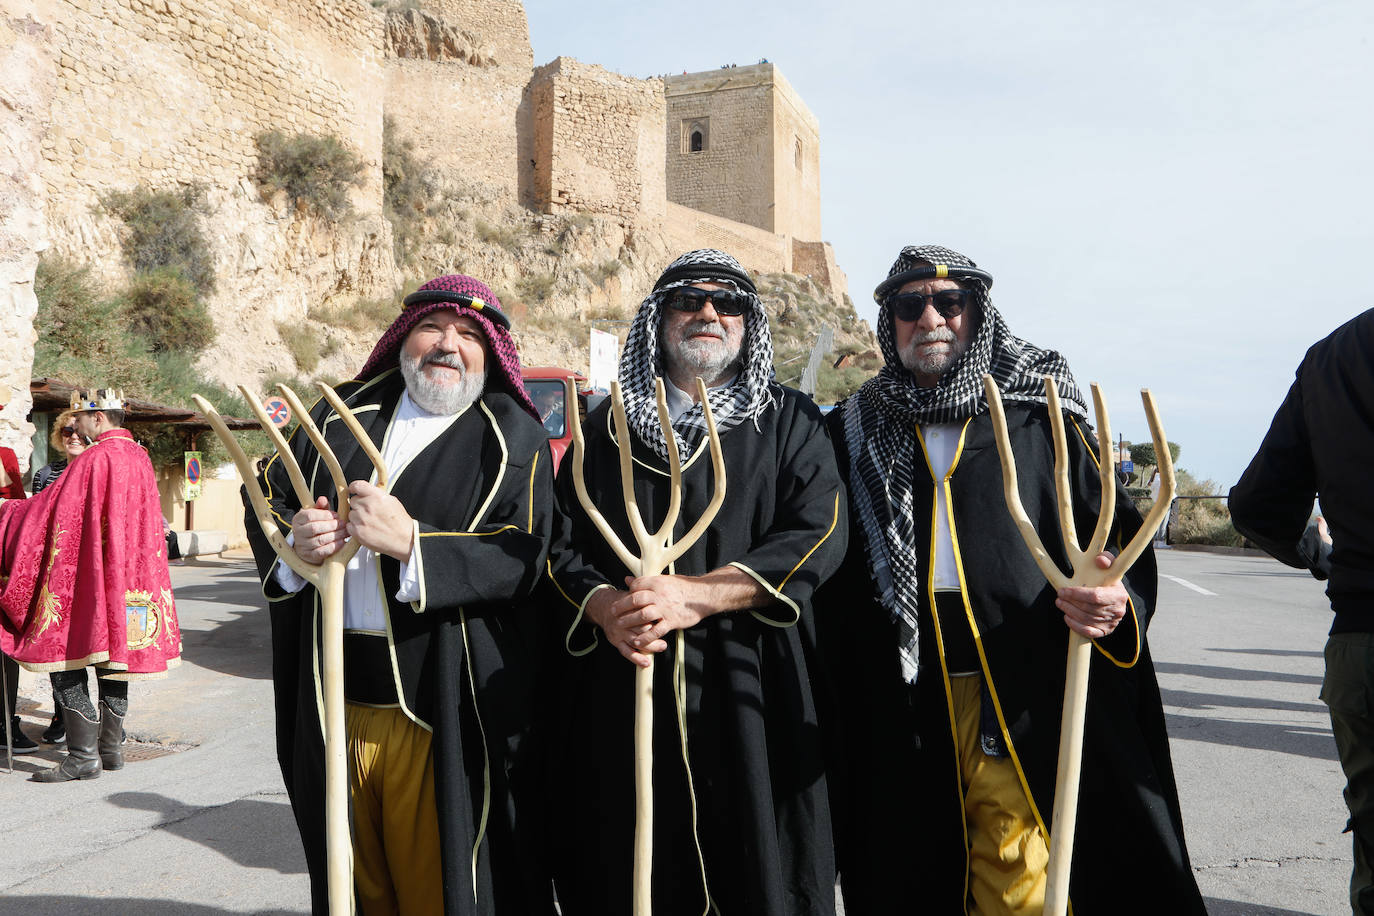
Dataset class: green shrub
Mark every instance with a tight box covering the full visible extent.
[34,255,159,390]
[813,363,874,404]
[382,117,436,262]
[31,254,265,471]
[1129,441,1181,474]
[515,272,557,303]
[475,219,521,249]
[308,296,399,333]
[582,259,621,285]
[276,321,325,372]
[101,185,215,295]
[254,130,365,219]
[1165,470,1242,546]
[121,266,214,353]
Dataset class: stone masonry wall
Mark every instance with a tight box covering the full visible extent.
[31,0,395,388]
[665,64,774,233]
[0,12,54,468]
[791,239,848,306]
[663,201,789,277]
[36,0,383,230]
[528,57,664,224]
[384,0,533,203]
[770,68,821,243]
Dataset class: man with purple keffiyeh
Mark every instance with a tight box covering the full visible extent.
[244,274,557,914]
[819,245,1205,914]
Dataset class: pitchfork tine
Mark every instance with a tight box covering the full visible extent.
[196,383,387,916]
[567,379,638,573]
[654,380,684,543]
[663,378,727,570]
[318,383,388,489]
[238,385,313,510]
[193,394,319,585]
[276,385,353,528]
[980,373,1176,916]
[564,374,727,916]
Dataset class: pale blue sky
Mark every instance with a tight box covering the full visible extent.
[524,0,1374,489]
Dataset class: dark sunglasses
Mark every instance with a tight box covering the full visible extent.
[663,288,749,317]
[887,288,973,322]
[60,426,78,436]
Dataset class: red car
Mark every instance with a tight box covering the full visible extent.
[521,366,589,473]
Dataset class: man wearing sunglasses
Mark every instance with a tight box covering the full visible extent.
[246,274,558,914]
[546,249,847,915]
[820,245,1204,914]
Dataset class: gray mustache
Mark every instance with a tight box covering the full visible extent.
[423,353,465,371]
[684,320,727,337]
[912,328,956,345]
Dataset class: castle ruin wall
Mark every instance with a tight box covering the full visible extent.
[527,57,664,224]
[0,13,54,467]
[665,65,775,234]
[384,0,533,204]
[663,201,789,277]
[769,67,821,243]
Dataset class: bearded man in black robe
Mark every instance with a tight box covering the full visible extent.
[245,274,556,915]
[546,249,847,915]
[820,245,1205,914]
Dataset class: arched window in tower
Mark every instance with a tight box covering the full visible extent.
[682,118,709,153]
[794,137,803,171]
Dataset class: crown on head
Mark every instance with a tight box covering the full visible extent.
[71,388,125,412]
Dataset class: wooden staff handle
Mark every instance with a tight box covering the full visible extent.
[564,376,727,916]
[981,375,1175,916]
[196,383,388,916]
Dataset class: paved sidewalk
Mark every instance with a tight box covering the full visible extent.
[0,554,309,914]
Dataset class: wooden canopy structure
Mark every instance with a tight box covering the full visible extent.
[29,377,258,431]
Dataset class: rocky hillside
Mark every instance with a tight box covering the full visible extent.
[264,167,877,399]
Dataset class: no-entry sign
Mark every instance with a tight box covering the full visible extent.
[264,396,292,428]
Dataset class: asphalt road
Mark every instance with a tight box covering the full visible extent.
[0,548,1351,914]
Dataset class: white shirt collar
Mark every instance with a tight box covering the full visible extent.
[663,374,738,421]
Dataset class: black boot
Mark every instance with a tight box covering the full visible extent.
[33,706,100,782]
[98,699,125,770]
[41,712,65,745]
[7,716,38,754]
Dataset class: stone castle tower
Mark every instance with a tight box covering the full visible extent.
[665,63,821,243]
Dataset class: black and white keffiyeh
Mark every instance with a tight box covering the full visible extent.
[619,249,780,462]
[845,244,1088,684]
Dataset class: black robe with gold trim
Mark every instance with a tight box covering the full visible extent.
[820,401,1205,914]
[244,369,556,915]
[545,386,846,916]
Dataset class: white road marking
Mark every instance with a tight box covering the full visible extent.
[1160,573,1218,596]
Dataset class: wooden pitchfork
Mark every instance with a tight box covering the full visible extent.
[980,374,1174,916]
[194,383,387,916]
[563,376,727,916]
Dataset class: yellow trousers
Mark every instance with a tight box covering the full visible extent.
[346,704,443,916]
[950,675,1050,916]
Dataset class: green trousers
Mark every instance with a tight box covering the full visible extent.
[1323,632,1374,915]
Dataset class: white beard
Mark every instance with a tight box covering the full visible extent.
[900,327,963,377]
[400,351,487,416]
[663,318,743,383]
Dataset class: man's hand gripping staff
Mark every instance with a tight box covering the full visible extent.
[564,376,726,916]
[981,374,1175,916]
[195,384,388,916]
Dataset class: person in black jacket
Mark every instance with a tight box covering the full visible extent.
[1229,307,1374,915]
[821,244,1204,914]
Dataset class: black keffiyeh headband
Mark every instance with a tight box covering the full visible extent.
[618,249,779,462]
[845,244,1088,684]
